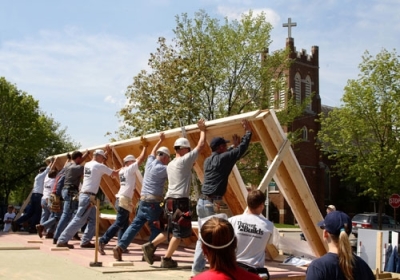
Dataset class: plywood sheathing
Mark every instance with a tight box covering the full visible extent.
[48,109,326,257]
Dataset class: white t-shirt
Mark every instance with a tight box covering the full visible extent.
[117,162,139,199]
[32,166,50,194]
[3,212,16,232]
[81,160,113,194]
[42,175,55,199]
[229,213,277,268]
[165,149,199,198]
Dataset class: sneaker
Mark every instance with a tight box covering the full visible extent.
[56,242,74,249]
[142,242,156,265]
[36,224,44,238]
[80,242,95,248]
[113,246,123,261]
[160,257,177,268]
[98,241,106,255]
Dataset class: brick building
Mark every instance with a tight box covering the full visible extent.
[267,21,340,224]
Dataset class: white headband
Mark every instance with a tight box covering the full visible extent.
[198,230,236,249]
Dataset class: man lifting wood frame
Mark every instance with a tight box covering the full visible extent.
[47,109,327,258]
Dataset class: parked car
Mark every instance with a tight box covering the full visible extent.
[351,213,397,237]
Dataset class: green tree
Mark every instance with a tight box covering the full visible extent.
[0,77,78,206]
[115,10,309,187]
[318,49,400,226]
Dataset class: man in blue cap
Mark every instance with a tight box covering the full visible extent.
[191,119,252,277]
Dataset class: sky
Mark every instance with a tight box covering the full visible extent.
[1,0,399,149]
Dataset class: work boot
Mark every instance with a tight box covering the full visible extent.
[53,238,58,245]
[56,242,74,249]
[36,224,44,238]
[80,242,95,248]
[45,232,54,239]
[160,257,177,268]
[113,246,123,261]
[98,241,106,255]
[142,242,156,265]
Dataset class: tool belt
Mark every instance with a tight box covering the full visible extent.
[63,184,79,191]
[81,192,97,205]
[118,195,133,212]
[164,197,192,238]
[49,193,62,213]
[140,194,164,203]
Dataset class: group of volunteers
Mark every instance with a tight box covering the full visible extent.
[7,118,375,280]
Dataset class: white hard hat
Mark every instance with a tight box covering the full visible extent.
[94,149,106,158]
[156,146,170,157]
[123,155,136,162]
[174,137,191,149]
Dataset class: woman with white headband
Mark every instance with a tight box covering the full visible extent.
[192,217,261,280]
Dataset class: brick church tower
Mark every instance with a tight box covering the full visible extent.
[268,18,327,224]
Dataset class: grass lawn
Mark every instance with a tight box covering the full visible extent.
[100,208,116,215]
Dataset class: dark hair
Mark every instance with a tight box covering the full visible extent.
[48,169,58,178]
[39,167,46,173]
[71,151,83,160]
[247,190,266,210]
[200,217,237,279]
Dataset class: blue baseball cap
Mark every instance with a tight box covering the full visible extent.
[317,211,352,236]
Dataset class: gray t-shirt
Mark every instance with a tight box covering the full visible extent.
[165,149,199,198]
[64,162,84,187]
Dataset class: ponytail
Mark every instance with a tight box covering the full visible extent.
[330,224,354,280]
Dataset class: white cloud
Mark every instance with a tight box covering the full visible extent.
[216,6,280,26]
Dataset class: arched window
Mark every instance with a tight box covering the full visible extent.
[269,80,275,109]
[302,126,308,141]
[295,72,301,105]
[305,75,312,111]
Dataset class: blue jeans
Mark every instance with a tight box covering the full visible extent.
[40,198,51,225]
[42,211,61,233]
[58,193,96,245]
[16,193,43,230]
[54,188,78,240]
[99,199,130,244]
[118,200,162,250]
[192,198,215,273]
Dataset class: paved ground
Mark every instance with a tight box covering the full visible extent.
[0,230,307,280]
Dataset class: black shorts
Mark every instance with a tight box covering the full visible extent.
[165,197,192,239]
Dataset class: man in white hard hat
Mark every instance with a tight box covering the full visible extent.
[141,119,206,268]
[57,146,119,249]
[99,143,147,255]
[113,132,171,260]
[192,119,252,276]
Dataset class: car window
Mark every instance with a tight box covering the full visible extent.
[352,215,369,223]
[382,216,390,224]
[372,217,378,223]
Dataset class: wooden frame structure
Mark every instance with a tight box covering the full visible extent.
[49,109,327,257]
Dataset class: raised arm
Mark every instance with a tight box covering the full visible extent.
[151,132,166,157]
[81,149,90,161]
[195,118,207,152]
[136,137,149,165]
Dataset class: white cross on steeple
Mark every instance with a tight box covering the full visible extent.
[283,18,297,38]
